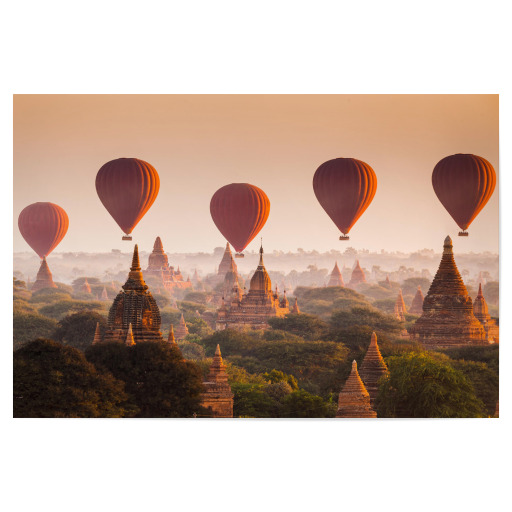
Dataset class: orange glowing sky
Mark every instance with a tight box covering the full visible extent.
[13,95,499,254]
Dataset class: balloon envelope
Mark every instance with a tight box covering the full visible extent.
[210,183,270,253]
[95,158,160,235]
[432,154,496,231]
[313,158,377,235]
[18,202,69,258]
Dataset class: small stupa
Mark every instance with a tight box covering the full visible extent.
[200,344,234,417]
[292,297,301,314]
[81,278,92,294]
[336,360,377,418]
[348,260,366,287]
[174,313,189,340]
[167,324,178,346]
[101,286,109,301]
[473,284,499,343]
[359,332,389,406]
[92,322,102,345]
[409,286,424,315]
[327,262,344,287]
[394,289,407,321]
[31,257,58,292]
[218,243,237,276]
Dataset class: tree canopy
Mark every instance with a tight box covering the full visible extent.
[52,311,107,351]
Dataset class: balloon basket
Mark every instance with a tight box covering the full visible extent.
[339,235,350,241]
[122,235,133,241]
[458,231,469,237]
[235,253,244,258]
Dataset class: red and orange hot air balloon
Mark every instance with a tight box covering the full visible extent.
[432,154,496,236]
[18,202,69,258]
[313,157,377,240]
[210,183,270,257]
[95,157,160,241]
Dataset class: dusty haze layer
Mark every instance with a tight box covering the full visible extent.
[13,95,499,254]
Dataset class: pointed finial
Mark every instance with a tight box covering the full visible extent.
[443,235,453,254]
[131,245,141,271]
[215,344,221,357]
[371,331,377,345]
[168,324,176,344]
[478,283,483,297]
[352,360,358,371]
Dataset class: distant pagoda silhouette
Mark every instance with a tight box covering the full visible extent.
[216,244,292,330]
[394,289,407,321]
[218,243,237,276]
[292,297,301,314]
[336,360,377,418]
[327,262,344,287]
[174,313,189,340]
[409,236,486,349]
[348,260,366,287]
[359,332,389,406]
[31,257,58,292]
[200,344,234,417]
[102,245,163,344]
[409,286,424,315]
[473,284,499,343]
[143,236,191,291]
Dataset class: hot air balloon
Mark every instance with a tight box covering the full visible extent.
[18,202,69,258]
[313,158,377,240]
[210,183,270,257]
[432,154,496,236]
[95,158,160,241]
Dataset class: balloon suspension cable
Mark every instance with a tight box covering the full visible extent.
[458,231,469,237]
[339,234,350,241]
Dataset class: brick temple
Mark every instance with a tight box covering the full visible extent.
[102,245,164,344]
[143,236,191,291]
[31,257,58,292]
[336,360,377,418]
[473,284,499,343]
[359,332,389,406]
[409,286,424,315]
[200,344,234,418]
[348,260,366,287]
[174,313,189,340]
[327,262,344,287]
[409,236,486,349]
[216,244,292,330]
[394,289,407,321]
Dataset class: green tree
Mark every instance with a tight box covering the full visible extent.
[13,311,58,350]
[38,299,105,320]
[52,311,107,351]
[329,306,402,336]
[261,369,299,390]
[280,390,336,418]
[14,339,129,418]
[268,313,327,340]
[85,341,205,417]
[376,352,486,418]
[29,287,72,304]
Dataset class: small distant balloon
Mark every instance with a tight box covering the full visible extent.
[18,202,69,258]
[432,154,496,236]
[95,158,160,240]
[210,183,270,256]
[313,157,377,240]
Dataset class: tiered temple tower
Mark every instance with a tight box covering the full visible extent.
[218,243,237,276]
[174,313,189,340]
[409,286,424,315]
[348,260,366,287]
[409,236,486,349]
[336,360,377,418]
[81,278,92,294]
[216,244,292,330]
[102,245,164,344]
[31,257,58,292]
[473,284,499,343]
[292,297,301,314]
[327,262,345,287]
[143,236,191,291]
[200,345,234,418]
[359,332,389,406]
[394,289,407,321]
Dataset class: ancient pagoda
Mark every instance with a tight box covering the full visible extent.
[327,262,344,287]
[81,278,92,294]
[292,297,301,314]
[409,236,486,349]
[409,286,424,315]
[102,245,164,344]
[382,275,392,289]
[200,345,234,418]
[359,332,389,406]
[31,257,58,292]
[167,324,179,347]
[218,243,237,276]
[216,244,291,330]
[394,289,407,321]
[143,236,191,291]
[92,322,102,345]
[348,260,366,287]
[174,313,189,340]
[473,284,499,343]
[100,286,109,301]
[336,360,377,418]
[220,255,243,304]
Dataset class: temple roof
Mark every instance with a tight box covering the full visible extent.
[410,286,424,314]
[328,261,345,286]
[123,245,149,291]
[153,236,164,253]
[31,257,58,292]
[349,260,366,285]
[206,344,229,384]
[249,244,272,293]
[218,243,237,275]
[336,360,377,418]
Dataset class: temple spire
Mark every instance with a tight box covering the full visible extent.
[125,323,135,346]
[92,322,102,345]
[477,283,483,298]
[336,360,377,418]
[168,324,177,345]
[131,244,141,271]
[359,332,389,405]
[258,241,264,267]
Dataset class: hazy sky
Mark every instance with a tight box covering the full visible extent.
[13,95,499,255]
